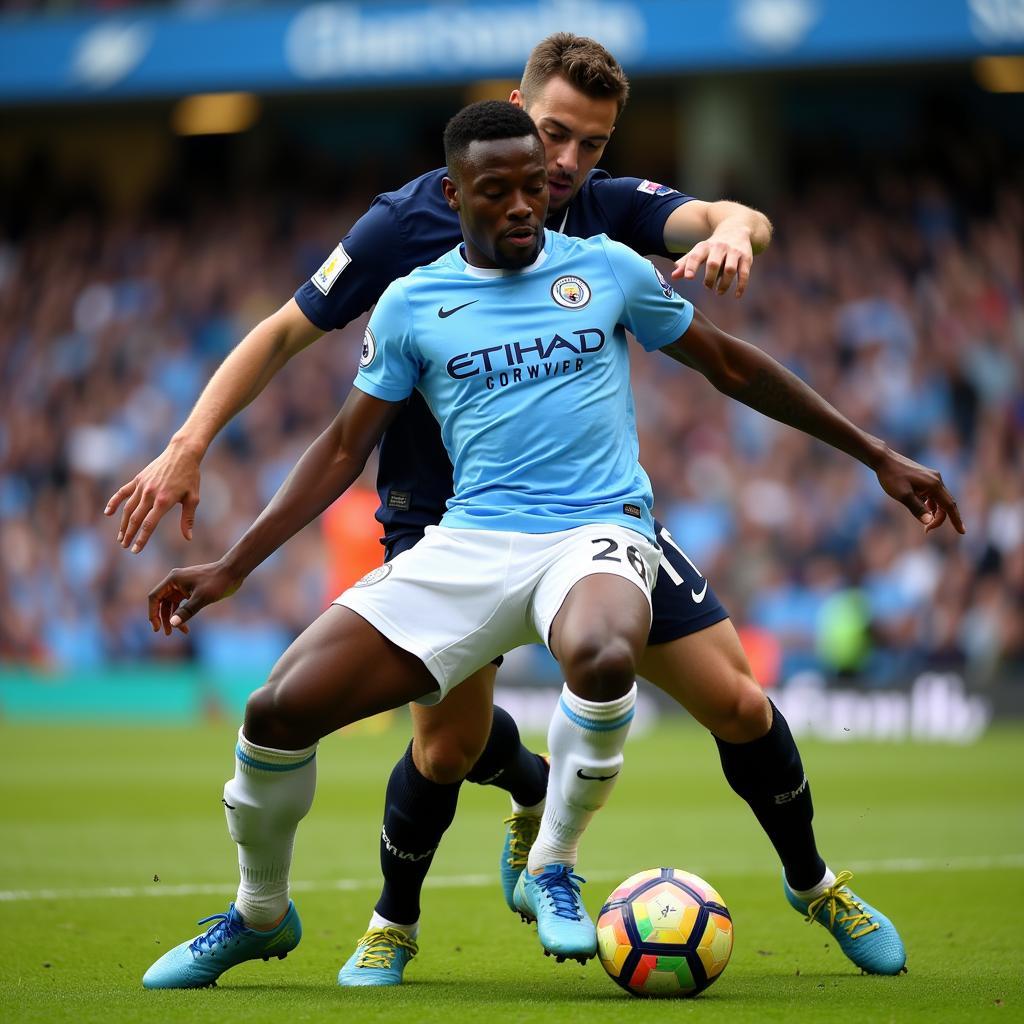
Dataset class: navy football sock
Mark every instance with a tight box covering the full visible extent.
[466,704,549,807]
[714,699,826,891]
[375,742,461,924]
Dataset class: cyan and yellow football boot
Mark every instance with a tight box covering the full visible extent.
[337,927,418,987]
[784,870,907,975]
[500,812,542,911]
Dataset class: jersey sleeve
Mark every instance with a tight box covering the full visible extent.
[294,198,403,332]
[591,176,693,257]
[602,237,694,352]
[352,281,421,403]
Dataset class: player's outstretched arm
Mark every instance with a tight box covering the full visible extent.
[665,200,773,298]
[106,298,323,553]
[661,308,965,535]
[147,388,399,635]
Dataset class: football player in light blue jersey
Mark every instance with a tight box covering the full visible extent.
[355,227,693,542]
[142,101,962,991]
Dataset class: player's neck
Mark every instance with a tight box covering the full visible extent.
[458,233,549,278]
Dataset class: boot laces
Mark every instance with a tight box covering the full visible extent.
[535,866,587,921]
[503,813,541,870]
[354,927,418,969]
[805,870,880,940]
[189,907,247,956]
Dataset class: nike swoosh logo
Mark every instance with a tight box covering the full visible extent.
[222,798,236,810]
[438,300,478,318]
[691,579,708,604]
[576,768,620,782]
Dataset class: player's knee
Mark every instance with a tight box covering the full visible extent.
[243,680,320,751]
[712,675,771,744]
[243,684,288,748]
[562,634,637,702]
[414,732,483,784]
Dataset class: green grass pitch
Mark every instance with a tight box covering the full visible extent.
[2,716,1022,1023]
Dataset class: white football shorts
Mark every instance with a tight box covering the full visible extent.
[334,523,660,704]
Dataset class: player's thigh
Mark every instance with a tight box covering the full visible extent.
[551,573,651,660]
[411,663,497,782]
[638,619,771,742]
[340,527,521,701]
[538,525,658,667]
[246,605,439,747]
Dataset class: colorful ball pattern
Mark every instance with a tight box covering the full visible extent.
[597,868,733,998]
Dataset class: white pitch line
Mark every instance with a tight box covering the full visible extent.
[2,854,1022,904]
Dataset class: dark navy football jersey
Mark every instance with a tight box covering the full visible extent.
[294,168,693,547]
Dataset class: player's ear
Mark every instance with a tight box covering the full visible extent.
[509,88,525,109]
[442,176,460,212]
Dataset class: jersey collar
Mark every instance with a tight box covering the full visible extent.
[456,231,551,279]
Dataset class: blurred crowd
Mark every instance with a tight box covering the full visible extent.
[1,164,1021,689]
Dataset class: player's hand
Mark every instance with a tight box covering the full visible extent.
[873,448,965,535]
[671,226,754,298]
[148,561,243,635]
[104,440,202,553]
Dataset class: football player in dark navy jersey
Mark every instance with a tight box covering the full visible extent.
[109,33,918,983]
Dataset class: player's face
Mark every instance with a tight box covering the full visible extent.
[511,75,617,214]
[444,135,548,270]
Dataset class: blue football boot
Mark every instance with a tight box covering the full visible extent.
[784,870,907,975]
[338,927,418,987]
[513,864,597,964]
[500,812,542,912]
[142,901,301,989]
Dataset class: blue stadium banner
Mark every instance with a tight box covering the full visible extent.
[1,0,1022,103]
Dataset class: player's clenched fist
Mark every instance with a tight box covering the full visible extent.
[148,562,243,635]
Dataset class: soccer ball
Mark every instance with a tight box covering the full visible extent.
[596,867,733,998]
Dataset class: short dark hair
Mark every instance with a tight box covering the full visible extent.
[520,32,630,115]
[443,100,541,175]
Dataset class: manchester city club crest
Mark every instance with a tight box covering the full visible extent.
[354,563,392,587]
[551,275,592,309]
[360,326,377,367]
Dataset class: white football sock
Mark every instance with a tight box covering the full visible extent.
[527,682,636,873]
[368,911,419,938]
[223,729,317,929]
[792,867,837,902]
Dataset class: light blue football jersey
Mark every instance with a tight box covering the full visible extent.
[353,230,694,542]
